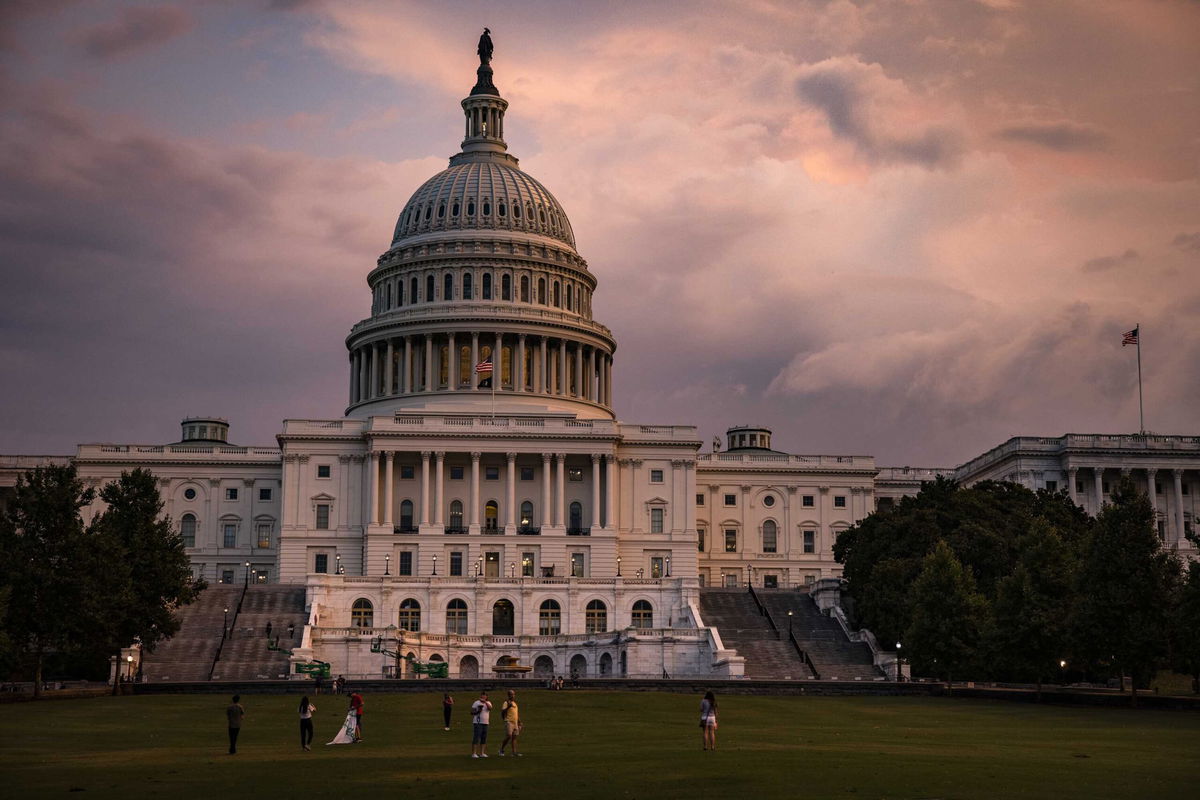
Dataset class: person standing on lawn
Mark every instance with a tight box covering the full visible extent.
[700,690,718,751]
[298,695,316,751]
[349,690,364,742]
[226,695,245,754]
[498,689,522,756]
[470,691,492,758]
[442,693,454,730]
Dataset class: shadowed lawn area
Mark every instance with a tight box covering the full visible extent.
[2,691,1197,799]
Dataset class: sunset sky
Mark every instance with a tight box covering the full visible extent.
[2,0,1197,465]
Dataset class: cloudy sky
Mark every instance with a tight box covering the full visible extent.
[1,0,1197,465]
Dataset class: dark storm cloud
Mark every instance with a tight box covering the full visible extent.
[996,122,1109,152]
[1081,248,1138,273]
[795,58,965,169]
[76,6,194,60]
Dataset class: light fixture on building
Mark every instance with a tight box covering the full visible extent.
[616,556,621,577]
[432,554,438,576]
[384,554,390,576]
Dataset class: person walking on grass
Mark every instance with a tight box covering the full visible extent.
[700,690,718,751]
[299,695,316,751]
[442,693,454,730]
[498,689,522,757]
[349,690,364,742]
[470,691,492,758]
[226,694,245,755]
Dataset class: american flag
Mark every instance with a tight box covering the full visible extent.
[475,358,493,374]
[1122,327,1139,347]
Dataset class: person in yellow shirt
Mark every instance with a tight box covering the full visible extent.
[498,689,522,756]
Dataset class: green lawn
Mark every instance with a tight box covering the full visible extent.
[2,691,1197,799]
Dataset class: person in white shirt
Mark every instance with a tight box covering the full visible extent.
[470,691,492,758]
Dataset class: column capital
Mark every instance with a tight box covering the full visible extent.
[671,459,687,467]
[421,450,432,459]
[435,451,446,461]
[424,332,433,340]
[1173,468,1184,477]
[350,454,365,464]
[555,452,568,461]
[506,452,518,461]
[338,455,351,464]
[518,333,527,341]
[1067,466,1078,475]
[591,453,601,463]
[471,451,482,461]
[1146,467,1157,475]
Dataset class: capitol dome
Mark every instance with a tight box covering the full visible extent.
[391,161,576,250]
[344,44,616,421]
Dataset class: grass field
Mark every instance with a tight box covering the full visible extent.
[2,690,1198,799]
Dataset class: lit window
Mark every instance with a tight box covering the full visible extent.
[725,529,737,552]
[650,557,664,578]
[256,523,271,549]
[568,469,583,482]
[570,552,585,578]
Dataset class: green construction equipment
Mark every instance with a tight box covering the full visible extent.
[370,637,449,678]
[294,659,331,679]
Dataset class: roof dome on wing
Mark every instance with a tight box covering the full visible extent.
[391,161,576,249]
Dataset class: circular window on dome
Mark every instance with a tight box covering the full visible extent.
[184,488,196,501]
[762,495,775,508]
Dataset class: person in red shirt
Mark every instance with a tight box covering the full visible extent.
[349,691,364,742]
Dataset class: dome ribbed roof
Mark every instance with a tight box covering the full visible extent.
[391,161,576,250]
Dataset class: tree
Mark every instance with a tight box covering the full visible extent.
[0,465,96,697]
[989,518,1078,697]
[904,540,990,687]
[1071,477,1180,706]
[89,468,202,660]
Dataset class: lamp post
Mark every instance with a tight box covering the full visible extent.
[251,568,258,585]
[665,556,671,577]
[432,554,438,576]
[616,556,621,577]
[895,641,902,682]
[244,561,251,587]
[1059,659,1067,685]
[787,609,793,636]
[476,557,482,578]
[509,562,516,578]
[384,554,390,576]
[335,553,343,575]
[636,568,644,579]
[126,655,134,681]
[223,606,229,635]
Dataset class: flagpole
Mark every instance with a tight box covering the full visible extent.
[1136,323,1144,434]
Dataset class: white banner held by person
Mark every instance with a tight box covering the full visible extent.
[326,710,358,745]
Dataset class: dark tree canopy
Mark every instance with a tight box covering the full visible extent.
[904,540,990,682]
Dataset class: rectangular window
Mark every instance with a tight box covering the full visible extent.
[650,507,664,533]
[804,574,816,586]
[450,551,463,577]
[226,488,238,501]
[569,468,584,482]
[834,496,846,508]
[522,552,535,577]
[450,466,464,480]
[259,487,272,501]
[696,493,704,506]
[763,574,778,589]
[803,530,815,554]
[725,529,737,553]
[401,465,415,480]
[697,528,705,552]
[317,465,331,478]
[221,569,234,585]
[571,552,585,578]
[802,495,814,507]
[315,504,330,530]
[399,552,413,576]
[255,571,269,584]
[314,553,328,574]
[485,466,500,480]
[223,524,236,548]
[256,523,271,549]
[763,527,777,553]
[520,466,535,481]
[650,469,664,483]
[724,494,736,506]
[1045,480,1057,492]
[650,557,664,578]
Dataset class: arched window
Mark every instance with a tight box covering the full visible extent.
[520,275,530,302]
[762,520,778,553]
[537,277,546,304]
[501,273,511,300]
[631,600,653,629]
[484,500,499,532]
[180,513,196,548]
[553,281,561,307]
[586,599,607,633]
[449,500,464,530]
[482,199,491,216]
[386,283,392,309]
[425,274,434,302]
[444,273,454,300]
[399,500,414,531]
[397,280,404,306]
[482,273,492,300]
[539,599,561,635]
[452,201,460,216]
[498,201,506,218]
[512,203,521,219]
[352,598,374,628]
[520,500,534,528]
[566,284,573,311]
[410,277,418,303]
[569,501,583,531]
[463,272,473,299]
[539,207,546,224]
[423,205,431,221]
[467,199,476,216]
[446,598,468,634]
[437,202,445,219]
[398,598,421,632]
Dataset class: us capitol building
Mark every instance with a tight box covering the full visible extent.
[3,40,1197,680]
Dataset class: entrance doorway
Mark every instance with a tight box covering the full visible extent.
[492,599,515,635]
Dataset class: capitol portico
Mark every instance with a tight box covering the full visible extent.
[1,35,1196,681]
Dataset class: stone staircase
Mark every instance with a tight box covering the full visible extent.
[698,588,815,680]
[211,586,307,681]
[140,586,243,682]
[755,589,883,680]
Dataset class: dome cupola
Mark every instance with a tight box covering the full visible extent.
[345,31,616,421]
